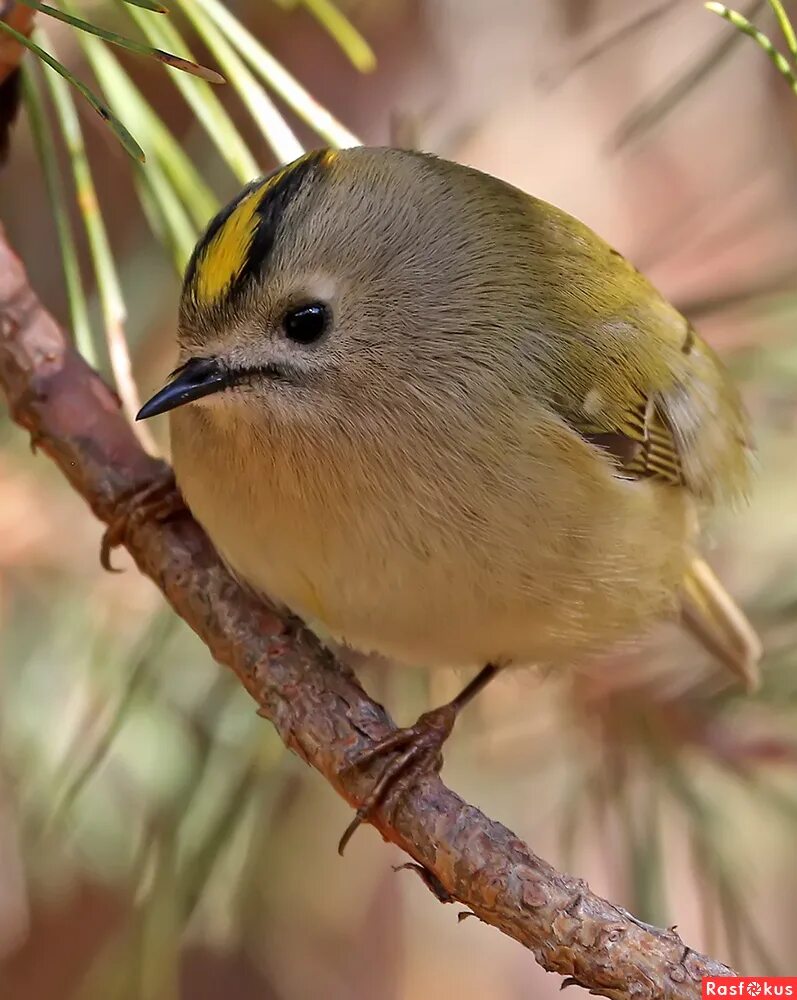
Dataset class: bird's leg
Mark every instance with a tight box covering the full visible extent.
[100,468,188,571]
[338,662,500,854]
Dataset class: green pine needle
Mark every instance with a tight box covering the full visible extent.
[706,3,797,93]
[121,0,170,10]
[123,0,259,182]
[13,0,224,82]
[192,0,361,148]
[291,0,376,73]
[176,0,304,164]
[767,0,797,59]
[76,35,215,250]
[0,17,145,161]
[39,24,155,449]
[134,160,200,272]
[20,62,96,365]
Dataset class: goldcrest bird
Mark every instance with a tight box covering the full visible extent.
[137,146,761,848]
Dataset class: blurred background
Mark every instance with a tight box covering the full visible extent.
[2,0,797,997]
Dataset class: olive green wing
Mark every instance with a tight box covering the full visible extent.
[578,397,683,487]
[434,159,754,505]
[518,204,754,505]
[556,320,753,504]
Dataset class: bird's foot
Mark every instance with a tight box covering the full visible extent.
[338,703,457,855]
[101,470,187,571]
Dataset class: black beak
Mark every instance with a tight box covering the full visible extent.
[136,357,228,420]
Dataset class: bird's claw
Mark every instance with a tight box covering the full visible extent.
[100,470,186,571]
[338,703,456,855]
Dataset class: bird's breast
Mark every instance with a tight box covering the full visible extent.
[170,406,693,669]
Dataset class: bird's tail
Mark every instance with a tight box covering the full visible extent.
[680,557,761,692]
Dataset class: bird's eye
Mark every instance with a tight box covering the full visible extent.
[282,302,329,345]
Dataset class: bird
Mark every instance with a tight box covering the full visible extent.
[136,146,761,851]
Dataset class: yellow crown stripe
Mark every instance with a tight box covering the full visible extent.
[194,185,265,306]
[191,150,336,307]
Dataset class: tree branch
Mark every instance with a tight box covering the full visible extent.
[0,226,736,998]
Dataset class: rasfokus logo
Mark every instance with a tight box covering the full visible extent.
[703,979,797,998]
